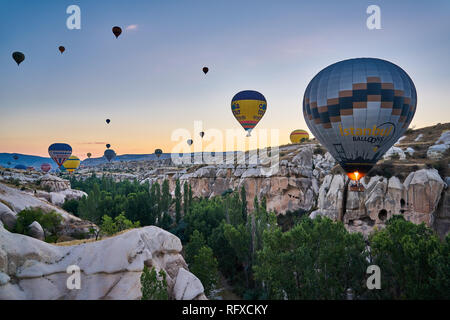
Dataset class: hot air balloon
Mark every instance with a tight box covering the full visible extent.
[106,144,111,149]
[63,156,81,174]
[112,26,122,38]
[12,155,19,161]
[203,67,209,74]
[303,58,416,182]
[14,164,27,170]
[199,131,205,138]
[87,153,92,159]
[58,46,65,54]
[12,52,25,66]
[155,149,163,158]
[48,143,72,168]
[104,149,116,162]
[187,139,193,146]
[41,163,52,173]
[290,130,310,144]
[106,119,110,124]
[231,90,267,136]
[7,162,11,166]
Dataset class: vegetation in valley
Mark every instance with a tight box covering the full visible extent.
[65,174,449,300]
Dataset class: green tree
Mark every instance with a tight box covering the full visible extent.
[161,180,171,214]
[185,230,206,264]
[100,213,140,236]
[14,208,63,243]
[368,215,450,299]
[140,266,169,300]
[240,185,247,223]
[175,179,182,223]
[62,199,79,216]
[183,182,189,215]
[254,216,368,299]
[190,246,219,297]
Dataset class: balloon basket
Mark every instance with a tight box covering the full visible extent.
[349,182,365,192]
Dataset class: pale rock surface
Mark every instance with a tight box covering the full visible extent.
[0,225,205,300]
[173,268,205,300]
[38,174,71,192]
[0,202,17,230]
[28,221,45,241]
[427,144,449,159]
[383,146,406,160]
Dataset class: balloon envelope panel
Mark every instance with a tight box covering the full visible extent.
[63,156,81,173]
[303,58,416,177]
[104,149,116,162]
[231,90,267,134]
[41,163,52,173]
[290,130,310,143]
[48,143,72,167]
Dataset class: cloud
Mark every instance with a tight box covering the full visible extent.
[126,24,138,31]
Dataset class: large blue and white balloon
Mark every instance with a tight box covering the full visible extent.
[303,58,417,180]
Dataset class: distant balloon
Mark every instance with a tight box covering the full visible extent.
[112,26,122,38]
[48,143,72,168]
[303,58,417,181]
[187,139,193,146]
[199,131,205,138]
[203,67,209,74]
[58,46,65,54]
[12,52,25,66]
[155,149,163,158]
[104,149,116,162]
[231,90,267,137]
[12,155,19,161]
[41,163,52,173]
[290,130,309,144]
[106,144,111,149]
[63,156,81,174]
[87,153,92,159]
[14,164,27,170]
[7,162,11,166]
[106,119,110,124]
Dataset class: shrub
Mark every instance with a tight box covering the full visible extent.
[62,199,79,216]
[368,215,449,299]
[14,208,63,242]
[140,266,169,300]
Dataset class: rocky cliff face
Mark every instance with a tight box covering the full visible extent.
[0,224,206,300]
[0,172,94,239]
[311,169,447,237]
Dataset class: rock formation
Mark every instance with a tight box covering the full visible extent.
[0,224,206,300]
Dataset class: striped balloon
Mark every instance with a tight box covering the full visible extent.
[303,58,416,180]
[104,149,116,162]
[231,90,267,136]
[63,156,81,173]
[290,130,310,144]
[41,163,52,173]
[48,143,72,168]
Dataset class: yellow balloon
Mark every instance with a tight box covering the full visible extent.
[63,156,81,173]
[290,129,309,143]
[231,90,267,136]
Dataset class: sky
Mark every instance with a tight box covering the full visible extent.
[1,0,449,159]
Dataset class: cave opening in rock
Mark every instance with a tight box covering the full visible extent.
[378,209,388,221]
